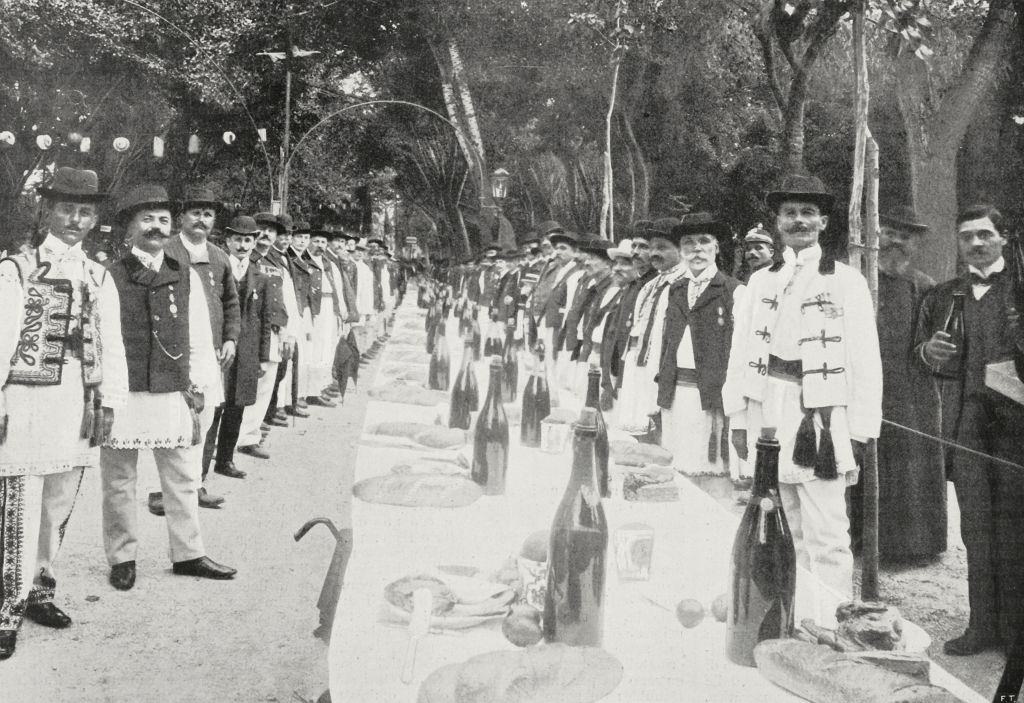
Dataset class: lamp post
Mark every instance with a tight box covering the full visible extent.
[491,167,511,249]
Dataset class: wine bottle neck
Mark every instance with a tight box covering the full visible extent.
[585,372,600,407]
[751,440,781,496]
[568,430,600,491]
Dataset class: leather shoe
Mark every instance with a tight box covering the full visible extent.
[25,602,72,629]
[260,422,271,432]
[0,631,15,660]
[214,461,247,479]
[267,416,288,427]
[943,629,1001,656]
[109,561,136,591]
[285,405,310,418]
[198,487,224,508]
[237,443,270,460]
[148,492,165,516]
[172,556,237,580]
[307,395,337,408]
[297,398,309,408]
[274,409,288,421]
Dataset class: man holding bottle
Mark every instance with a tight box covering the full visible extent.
[723,174,881,599]
[916,204,1024,656]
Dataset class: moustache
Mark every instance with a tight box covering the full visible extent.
[144,228,168,238]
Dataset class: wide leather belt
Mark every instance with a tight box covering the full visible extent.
[767,355,802,383]
[675,367,698,386]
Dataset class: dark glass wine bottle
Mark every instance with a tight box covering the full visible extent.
[428,321,450,391]
[471,358,509,495]
[933,291,966,379]
[521,343,551,448]
[449,340,479,430]
[543,407,608,647]
[1006,235,1024,381]
[470,312,482,361]
[502,332,519,403]
[726,432,796,667]
[585,368,610,498]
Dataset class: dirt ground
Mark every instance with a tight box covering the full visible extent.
[0,336,1006,701]
[0,357,373,703]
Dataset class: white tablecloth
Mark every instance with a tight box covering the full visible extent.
[329,301,984,703]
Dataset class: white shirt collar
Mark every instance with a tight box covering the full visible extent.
[685,263,717,283]
[132,246,164,271]
[783,243,822,265]
[39,234,86,263]
[230,255,249,280]
[969,256,1005,280]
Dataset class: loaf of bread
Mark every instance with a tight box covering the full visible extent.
[623,465,679,502]
[414,427,468,449]
[417,645,623,703]
[353,474,483,508]
[369,421,435,438]
[610,440,673,467]
[754,640,963,703]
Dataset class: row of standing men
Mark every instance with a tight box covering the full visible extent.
[0,167,404,660]
[440,172,1024,658]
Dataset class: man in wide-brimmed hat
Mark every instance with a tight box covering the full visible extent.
[614,217,684,439]
[146,186,240,514]
[847,205,946,565]
[529,228,583,402]
[656,213,744,494]
[304,228,346,405]
[101,183,236,592]
[0,167,129,659]
[723,173,881,600]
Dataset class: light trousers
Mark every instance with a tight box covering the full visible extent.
[779,478,854,599]
[238,360,280,448]
[101,446,205,565]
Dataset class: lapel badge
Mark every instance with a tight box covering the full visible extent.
[169,303,179,316]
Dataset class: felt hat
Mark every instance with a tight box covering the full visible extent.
[579,237,613,262]
[880,205,929,234]
[37,167,107,203]
[179,186,223,213]
[278,213,295,232]
[636,217,681,243]
[482,244,500,258]
[672,212,732,242]
[629,219,654,239]
[548,230,579,248]
[224,215,260,236]
[608,239,634,261]
[765,173,835,214]
[292,221,312,235]
[537,220,565,237]
[254,211,286,233]
[367,237,384,247]
[744,224,774,246]
[114,184,177,224]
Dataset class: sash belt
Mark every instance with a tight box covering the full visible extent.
[767,355,802,383]
[675,367,699,386]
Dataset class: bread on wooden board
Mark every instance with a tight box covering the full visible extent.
[353,474,483,508]
[610,440,673,467]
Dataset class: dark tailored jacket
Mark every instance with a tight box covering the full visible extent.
[250,248,289,330]
[913,273,1018,460]
[165,236,240,350]
[479,265,503,309]
[288,248,322,317]
[576,274,618,361]
[656,270,741,411]
[491,268,519,326]
[561,272,608,357]
[108,252,192,393]
[313,254,342,318]
[602,267,658,387]
[527,258,558,322]
[224,262,273,406]
[466,265,482,304]
[538,262,580,331]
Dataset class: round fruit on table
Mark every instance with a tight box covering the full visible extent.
[676,598,705,629]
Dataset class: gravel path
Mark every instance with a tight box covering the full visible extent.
[0,357,375,702]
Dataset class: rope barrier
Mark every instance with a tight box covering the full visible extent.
[880,417,1024,473]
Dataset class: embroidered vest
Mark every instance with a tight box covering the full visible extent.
[5,252,103,387]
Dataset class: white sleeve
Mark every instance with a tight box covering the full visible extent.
[97,270,128,411]
[722,281,751,428]
[187,269,219,395]
[280,267,302,341]
[0,260,25,385]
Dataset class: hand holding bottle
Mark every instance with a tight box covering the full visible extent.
[923,330,958,365]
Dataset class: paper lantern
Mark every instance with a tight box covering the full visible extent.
[36,134,52,150]
[0,131,15,146]
[79,137,91,153]
[112,137,130,152]
[188,134,200,154]
[153,136,165,158]
[222,131,236,145]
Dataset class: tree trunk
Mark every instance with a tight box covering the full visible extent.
[621,112,650,220]
[895,0,1018,281]
[600,49,624,241]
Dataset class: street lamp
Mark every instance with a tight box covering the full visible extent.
[491,167,510,200]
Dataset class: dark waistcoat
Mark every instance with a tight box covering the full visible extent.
[108,253,191,393]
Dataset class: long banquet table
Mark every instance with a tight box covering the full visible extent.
[329,297,984,703]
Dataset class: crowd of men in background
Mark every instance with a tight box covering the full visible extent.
[0,167,405,660]
[437,173,1024,659]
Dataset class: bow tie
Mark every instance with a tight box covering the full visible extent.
[969,271,1002,286]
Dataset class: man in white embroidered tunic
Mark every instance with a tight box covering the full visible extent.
[723,174,882,599]
[0,168,128,659]
[100,184,236,591]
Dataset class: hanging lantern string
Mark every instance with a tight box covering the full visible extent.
[881,417,1024,472]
